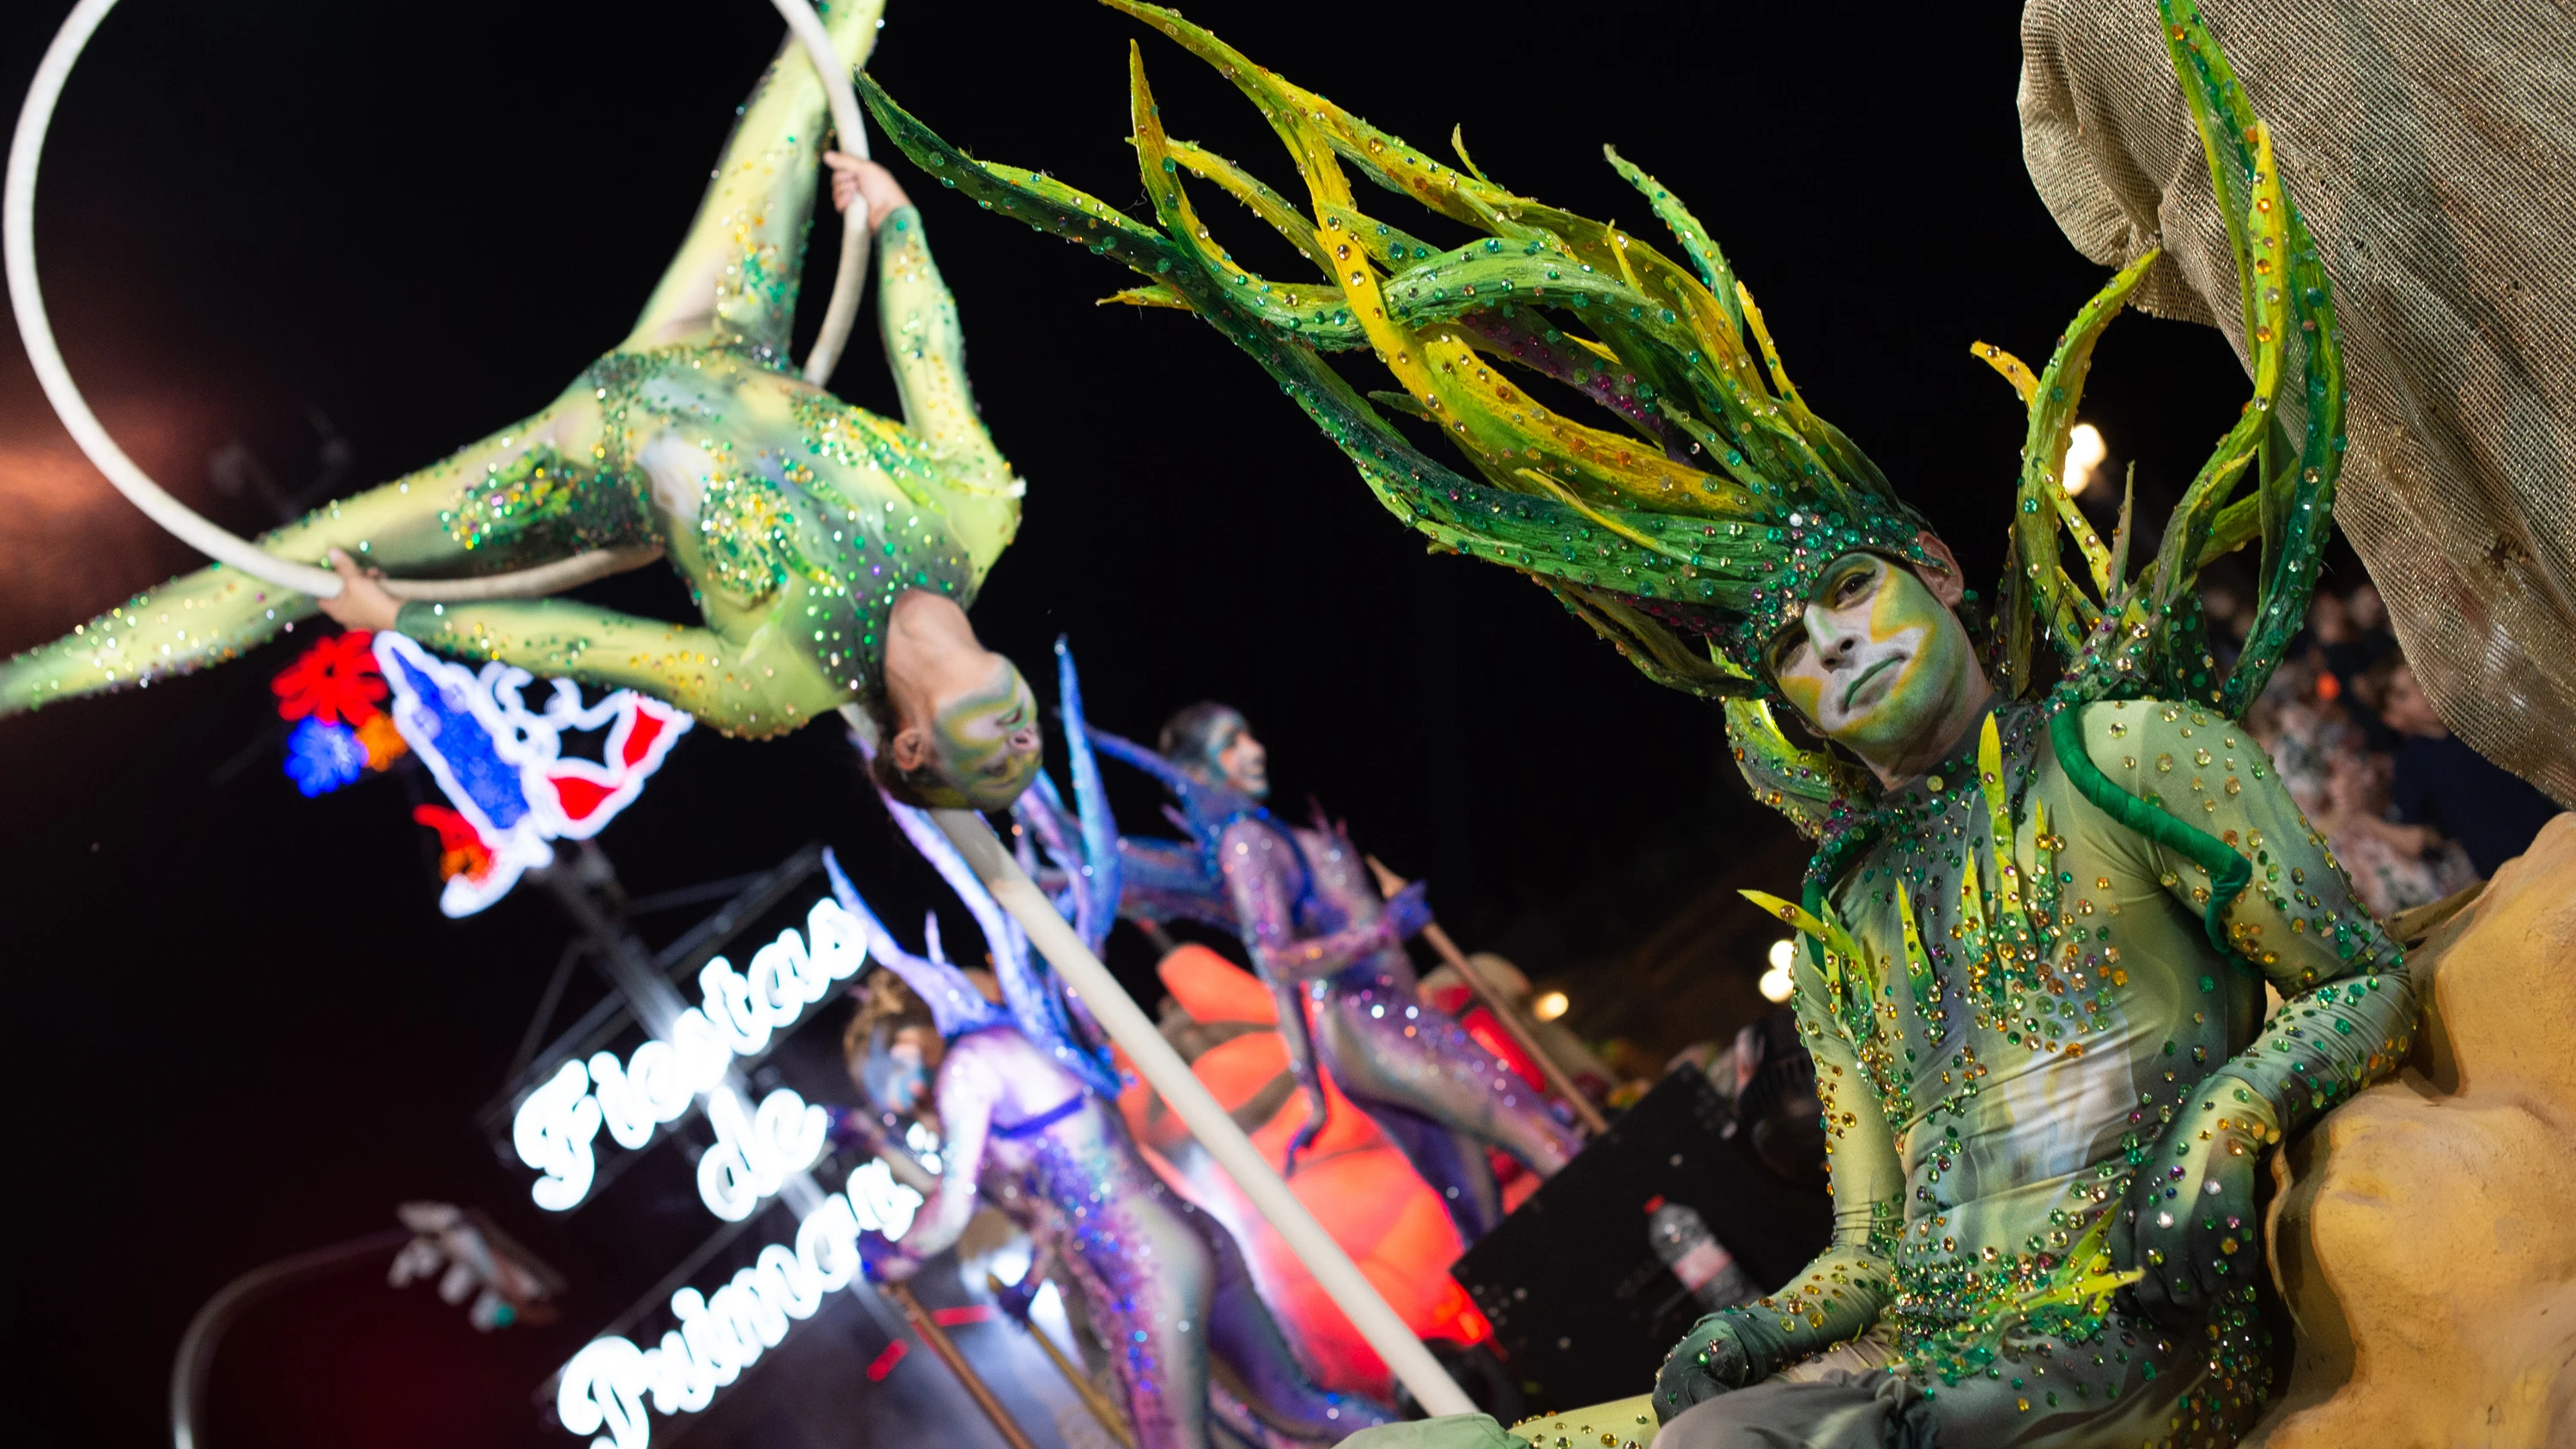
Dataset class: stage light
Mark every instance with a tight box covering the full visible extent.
[2063,423,2107,496]
[1531,991,1569,1022]
[1759,938,1797,1003]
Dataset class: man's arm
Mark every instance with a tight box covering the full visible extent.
[2086,701,2417,1325]
[1655,973,1901,1416]
[2093,702,2415,1112]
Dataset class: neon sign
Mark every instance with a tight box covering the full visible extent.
[556,1161,922,1449]
[270,629,410,796]
[372,633,690,917]
[510,894,872,1219]
[531,888,932,1447]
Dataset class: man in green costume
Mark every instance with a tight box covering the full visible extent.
[3,0,1042,809]
[856,0,2418,1441]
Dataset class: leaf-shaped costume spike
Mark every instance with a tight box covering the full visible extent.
[2026,2,2345,720]
[859,4,1934,708]
[861,0,2347,848]
[1012,639,1123,957]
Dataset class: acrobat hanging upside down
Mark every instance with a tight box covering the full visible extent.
[4,0,1042,809]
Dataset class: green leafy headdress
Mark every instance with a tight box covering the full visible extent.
[859,0,2341,838]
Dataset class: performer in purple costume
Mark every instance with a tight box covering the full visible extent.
[823,678,1392,1449]
[1090,707,1581,1241]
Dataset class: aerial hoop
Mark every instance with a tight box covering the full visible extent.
[3,0,876,602]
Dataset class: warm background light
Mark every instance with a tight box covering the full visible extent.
[1530,990,1570,1022]
[1759,937,1797,1003]
[2063,422,2107,496]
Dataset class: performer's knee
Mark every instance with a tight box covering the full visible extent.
[1649,1376,1935,1449]
[1330,1413,1521,1449]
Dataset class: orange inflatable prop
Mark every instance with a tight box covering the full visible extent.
[1117,946,1497,1399]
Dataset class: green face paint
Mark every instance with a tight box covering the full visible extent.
[927,658,1043,809]
[1769,552,1971,762]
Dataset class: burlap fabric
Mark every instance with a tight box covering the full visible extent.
[2019,0,2576,806]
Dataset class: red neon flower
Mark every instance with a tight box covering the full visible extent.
[273,630,387,727]
[412,804,494,883]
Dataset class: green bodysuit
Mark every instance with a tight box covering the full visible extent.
[1,0,1016,737]
[1664,698,2415,1446]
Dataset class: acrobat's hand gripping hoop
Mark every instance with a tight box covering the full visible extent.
[3,0,873,603]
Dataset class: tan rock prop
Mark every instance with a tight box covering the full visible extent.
[2247,814,2576,1446]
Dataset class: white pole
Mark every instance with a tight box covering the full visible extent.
[930,809,1478,1419]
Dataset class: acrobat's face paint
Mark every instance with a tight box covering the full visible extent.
[926,658,1043,809]
[1768,552,1971,759]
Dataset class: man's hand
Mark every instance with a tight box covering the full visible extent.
[316,549,403,633]
[825,151,908,233]
[1654,1313,1753,1422]
[2121,1078,2277,1331]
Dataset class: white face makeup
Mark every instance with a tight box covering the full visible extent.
[1767,551,1978,770]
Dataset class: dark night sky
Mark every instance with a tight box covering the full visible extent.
[3,2,2259,1446]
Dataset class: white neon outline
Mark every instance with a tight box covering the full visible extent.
[556,1179,916,1449]
[372,633,692,918]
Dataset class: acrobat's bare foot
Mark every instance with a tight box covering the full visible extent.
[825,151,908,232]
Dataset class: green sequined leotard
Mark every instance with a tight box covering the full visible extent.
[1,0,1018,737]
[1696,699,2414,1444]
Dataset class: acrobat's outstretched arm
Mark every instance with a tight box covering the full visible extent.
[388,587,845,737]
[869,203,1020,578]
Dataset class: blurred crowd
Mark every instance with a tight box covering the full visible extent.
[2220,579,2562,919]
